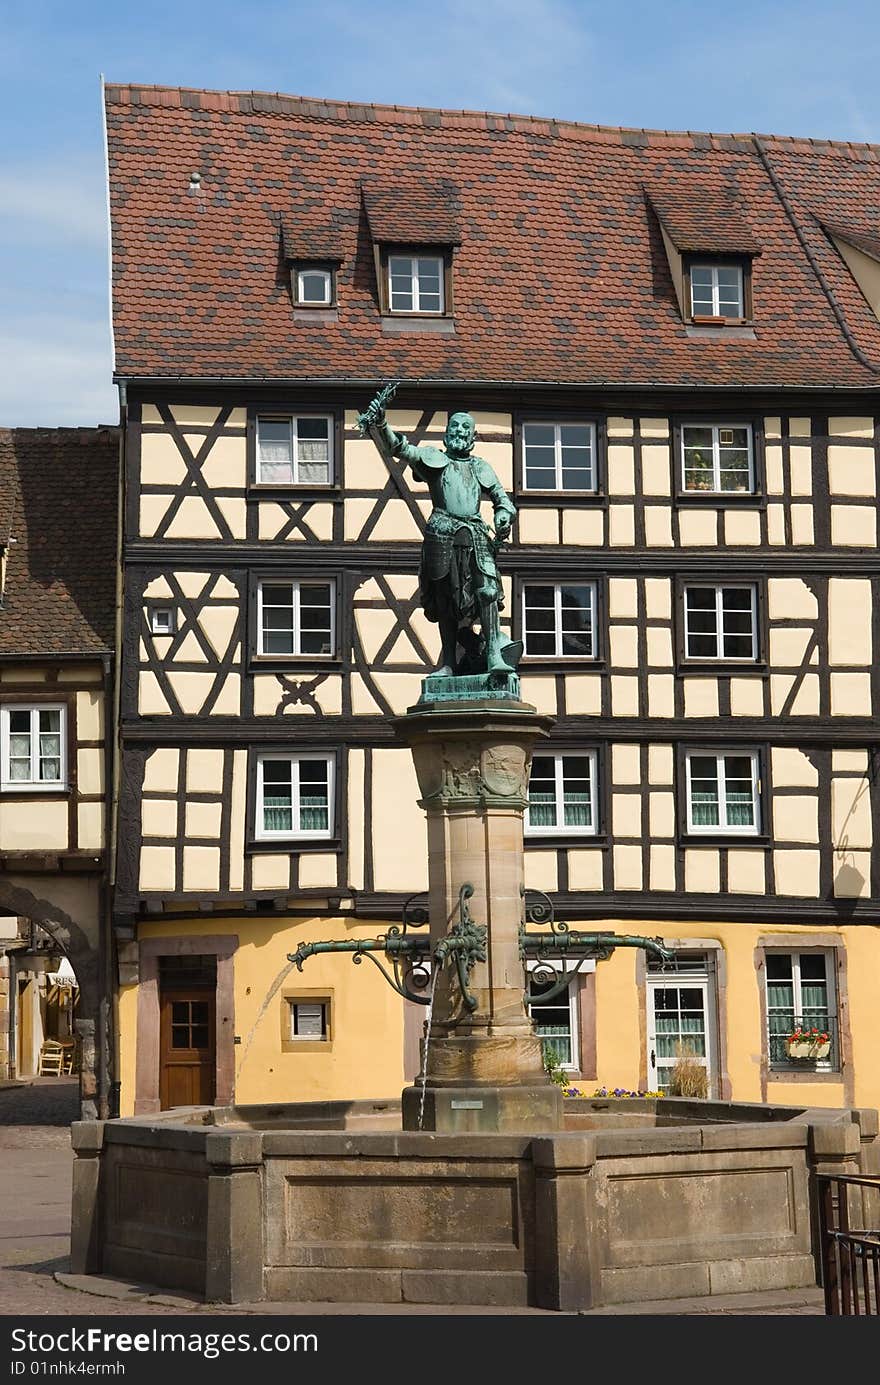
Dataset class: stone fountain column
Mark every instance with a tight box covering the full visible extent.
[397,700,563,1132]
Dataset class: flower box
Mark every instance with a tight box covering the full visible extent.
[786,1038,831,1060]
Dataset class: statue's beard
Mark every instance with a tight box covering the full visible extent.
[445,441,474,458]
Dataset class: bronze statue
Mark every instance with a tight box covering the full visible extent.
[358,383,519,681]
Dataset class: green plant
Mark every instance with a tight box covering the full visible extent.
[668,1041,708,1098]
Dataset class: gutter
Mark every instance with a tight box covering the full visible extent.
[114,373,880,393]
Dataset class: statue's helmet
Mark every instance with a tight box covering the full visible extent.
[445,411,476,454]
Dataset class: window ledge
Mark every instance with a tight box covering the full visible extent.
[678,834,768,848]
[382,317,456,335]
[516,492,605,508]
[292,308,339,323]
[679,662,767,676]
[249,657,341,672]
[526,833,608,849]
[675,491,763,505]
[0,784,70,795]
[686,324,756,341]
[767,1068,842,1083]
[246,838,342,855]
[519,658,605,671]
[249,484,341,499]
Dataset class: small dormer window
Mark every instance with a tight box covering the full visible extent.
[689,263,745,321]
[388,254,445,314]
[293,265,335,308]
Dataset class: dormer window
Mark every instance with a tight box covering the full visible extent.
[690,264,744,320]
[645,185,759,328]
[294,265,335,307]
[387,254,445,314]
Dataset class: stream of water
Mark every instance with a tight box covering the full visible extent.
[417,968,439,1131]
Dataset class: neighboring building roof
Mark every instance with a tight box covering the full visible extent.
[104,85,880,388]
[0,428,118,657]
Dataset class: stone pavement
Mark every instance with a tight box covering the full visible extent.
[0,1080,825,1317]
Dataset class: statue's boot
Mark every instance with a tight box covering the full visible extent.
[480,598,509,674]
[432,616,458,677]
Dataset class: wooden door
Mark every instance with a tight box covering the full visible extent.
[159,988,215,1109]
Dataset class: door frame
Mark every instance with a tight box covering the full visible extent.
[635,939,731,1100]
[646,969,716,1097]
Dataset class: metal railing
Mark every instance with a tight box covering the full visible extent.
[817,1172,880,1315]
[768,1013,839,1070]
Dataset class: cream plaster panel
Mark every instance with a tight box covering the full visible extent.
[644,505,673,547]
[607,445,635,495]
[215,497,247,539]
[829,578,872,666]
[382,575,415,599]
[606,418,633,438]
[723,509,761,546]
[609,504,635,547]
[141,433,188,486]
[773,796,818,844]
[834,851,871,899]
[646,627,673,666]
[768,578,818,622]
[372,673,424,714]
[253,676,283,716]
[164,496,222,540]
[829,416,874,438]
[612,743,641,786]
[139,845,176,892]
[727,850,765,895]
[523,851,558,893]
[0,799,67,851]
[174,630,209,665]
[828,444,876,497]
[764,417,782,440]
[314,677,343,716]
[186,748,224,795]
[613,792,642,838]
[259,503,290,541]
[356,607,397,662]
[678,509,718,546]
[169,405,221,428]
[166,671,214,714]
[647,744,674,786]
[297,853,338,889]
[562,509,605,546]
[229,750,246,892]
[370,499,425,544]
[610,625,638,668]
[684,678,718,718]
[832,505,876,547]
[185,801,223,840]
[831,672,872,716]
[207,672,240,715]
[789,445,813,496]
[346,406,419,431]
[648,675,675,718]
[351,674,382,715]
[685,849,720,894]
[279,697,313,717]
[608,578,638,619]
[611,676,639,717]
[347,749,366,892]
[519,676,558,716]
[832,777,871,849]
[175,572,211,600]
[640,418,670,439]
[199,435,247,489]
[769,627,812,668]
[182,846,221,892]
[142,799,178,838]
[833,749,868,773]
[564,675,602,715]
[771,748,818,789]
[409,609,441,661]
[771,673,819,716]
[774,850,819,898]
[197,605,239,662]
[730,677,765,717]
[517,509,559,545]
[294,503,334,542]
[344,499,376,541]
[767,504,786,545]
[641,445,671,497]
[371,749,427,891]
[789,417,811,438]
[138,671,171,716]
[473,412,512,433]
[143,748,179,794]
[649,791,675,838]
[77,802,103,850]
[345,437,395,489]
[0,668,49,683]
[613,845,643,890]
[76,748,104,796]
[764,444,784,495]
[649,844,676,891]
[139,494,170,539]
[644,578,671,621]
[566,849,603,891]
[790,505,814,546]
[251,854,291,891]
[141,405,162,424]
[75,690,104,741]
[473,440,513,491]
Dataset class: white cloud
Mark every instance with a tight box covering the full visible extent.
[0,317,116,428]
[0,163,108,248]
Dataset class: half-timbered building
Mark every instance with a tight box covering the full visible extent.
[104,84,880,1115]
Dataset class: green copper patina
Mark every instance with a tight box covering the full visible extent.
[358,382,522,701]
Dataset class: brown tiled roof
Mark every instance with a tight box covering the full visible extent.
[0,428,118,657]
[104,85,880,387]
[362,181,461,244]
[820,218,880,263]
[644,181,761,255]
[280,217,346,263]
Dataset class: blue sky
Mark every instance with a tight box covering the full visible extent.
[1,0,879,426]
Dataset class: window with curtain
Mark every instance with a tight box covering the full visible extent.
[256,415,333,485]
[528,974,578,1071]
[684,585,758,660]
[686,752,759,833]
[681,423,754,493]
[257,754,333,839]
[258,580,335,657]
[526,753,597,835]
[766,951,838,1068]
[0,705,65,789]
[522,582,596,658]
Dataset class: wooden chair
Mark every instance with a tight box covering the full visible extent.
[38,1041,65,1076]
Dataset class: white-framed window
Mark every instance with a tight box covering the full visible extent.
[684,584,758,661]
[387,254,444,313]
[256,415,333,485]
[522,422,596,492]
[685,752,760,834]
[256,753,333,839]
[681,424,754,493]
[295,267,333,306]
[527,752,598,835]
[689,263,744,318]
[0,705,66,791]
[765,951,837,1070]
[289,1000,329,1040]
[527,962,587,1072]
[522,582,597,658]
[257,580,335,657]
[646,951,716,1096]
[149,606,175,636]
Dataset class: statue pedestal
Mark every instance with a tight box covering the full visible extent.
[396,698,563,1133]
